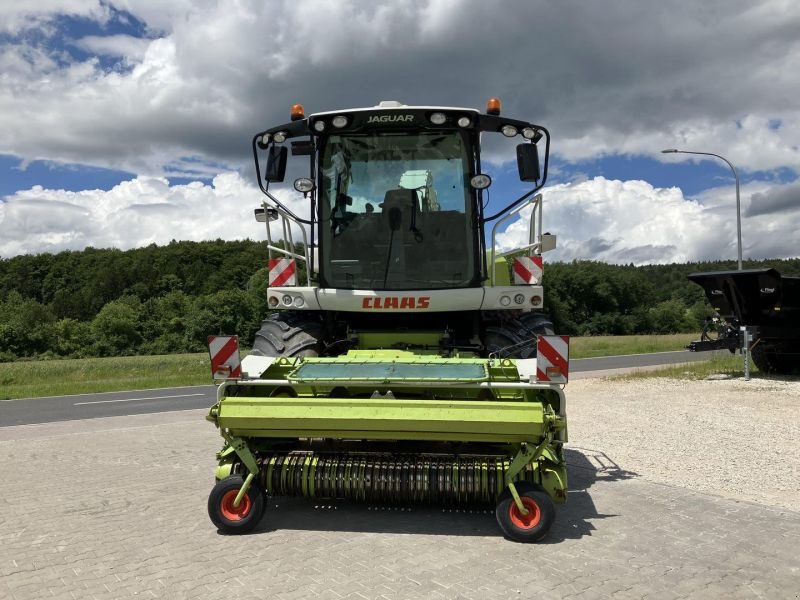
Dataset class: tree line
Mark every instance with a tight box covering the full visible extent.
[1,239,798,361]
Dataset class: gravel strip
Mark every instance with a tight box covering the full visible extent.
[566,376,800,511]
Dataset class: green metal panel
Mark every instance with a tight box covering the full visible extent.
[486,251,511,286]
[215,396,548,443]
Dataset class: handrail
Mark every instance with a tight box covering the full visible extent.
[490,194,542,285]
[263,200,312,286]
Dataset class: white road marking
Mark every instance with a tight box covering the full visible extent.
[73,393,207,406]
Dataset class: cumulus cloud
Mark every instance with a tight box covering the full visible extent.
[747,181,800,217]
[0,173,310,258]
[4,174,797,265]
[73,34,151,60]
[1,1,800,261]
[0,0,799,176]
[496,177,800,264]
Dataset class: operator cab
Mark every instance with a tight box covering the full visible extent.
[321,130,474,290]
[253,99,548,293]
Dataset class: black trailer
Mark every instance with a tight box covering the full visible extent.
[687,268,800,374]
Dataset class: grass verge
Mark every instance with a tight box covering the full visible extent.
[569,333,698,359]
[613,352,757,380]
[0,353,211,400]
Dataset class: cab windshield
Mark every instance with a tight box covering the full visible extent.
[319,132,476,290]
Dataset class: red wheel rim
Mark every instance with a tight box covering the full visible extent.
[508,496,541,529]
[220,489,252,521]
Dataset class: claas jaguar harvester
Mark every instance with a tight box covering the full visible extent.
[205,99,569,542]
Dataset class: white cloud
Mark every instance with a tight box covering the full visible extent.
[73,34,151,60]
[1,0,799,175]
[0,2,108,34]
[0,173,311,258]
[496,177,800,264]
[1,1,800,261]
[4,174,795,264]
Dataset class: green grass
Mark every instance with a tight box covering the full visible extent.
[568,333,698,359]
[0,332,706,400]
[614,352,752,380]
[0,353,211,401]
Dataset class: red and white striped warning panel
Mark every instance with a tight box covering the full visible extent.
[268,258,297,287]
[208,335,242,380]
[513,255,543,285]
[536,335,570,383]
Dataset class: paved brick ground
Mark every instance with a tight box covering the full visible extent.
[1,409,799,600]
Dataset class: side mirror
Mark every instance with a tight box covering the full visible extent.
[265,146,288,182]
[254,207,280,223]
[517,143,540,182]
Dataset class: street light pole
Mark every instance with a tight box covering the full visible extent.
[662,149,742,270]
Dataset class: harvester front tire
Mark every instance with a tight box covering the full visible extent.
[495,482,555,543]
[250,311,322,357]
[519,312,555,337]
[208,475,265,534]
[484,313,554,359]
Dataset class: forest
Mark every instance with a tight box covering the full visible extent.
[1,239,799,361]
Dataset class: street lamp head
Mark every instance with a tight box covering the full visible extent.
[661,149,678,153]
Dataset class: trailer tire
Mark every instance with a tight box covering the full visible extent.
[208,475,265,534]
[495,482,555,543]
[250,311,322,357]
[751,343,797,375]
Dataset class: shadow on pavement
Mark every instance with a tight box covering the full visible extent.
[543,447,638,543]
[254,500,502,538]
[242,447,638,541]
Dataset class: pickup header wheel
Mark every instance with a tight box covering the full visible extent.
[208,475,265,534]
[495,482,555,543]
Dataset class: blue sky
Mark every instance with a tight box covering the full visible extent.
[1,1,799,263]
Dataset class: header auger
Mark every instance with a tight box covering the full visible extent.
[205,99,569,542]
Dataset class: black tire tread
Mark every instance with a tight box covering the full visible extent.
[751,343,797,375]
[250,311,322,357]
[483,312,554,359]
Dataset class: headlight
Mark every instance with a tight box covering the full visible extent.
[531,295,542,307]
[282,295,293,306]
[501,125,518,137]
[514,294,525,305]
[259,133,271,146]
[293,296,305,308]
[429,112,447,125]
[522,127,537,140]
[500,295,512,307]
[273,131,287,143]
[268,296,279,308]
[457,116,471,127]
[293,178,314,193]
[332,115,348,128]
[470,174,492,190]
[313,120,326,132]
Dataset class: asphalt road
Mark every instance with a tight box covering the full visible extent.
[0,349,718,427]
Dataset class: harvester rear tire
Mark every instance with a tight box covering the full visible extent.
[208,475,265,534]
[495,482,555,543]
[250,311,322,357]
